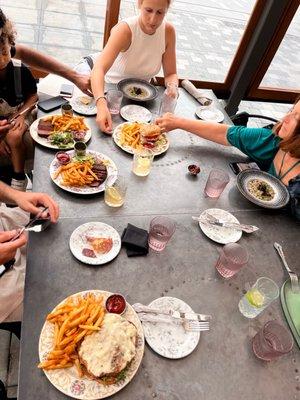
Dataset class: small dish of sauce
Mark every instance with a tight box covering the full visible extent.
[105,294,126,315]
[55,151,70,165]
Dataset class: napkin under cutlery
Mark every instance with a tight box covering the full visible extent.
[181,79,212,106]
[133,303,211,322]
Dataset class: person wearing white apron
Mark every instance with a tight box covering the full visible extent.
[0,17,38,191]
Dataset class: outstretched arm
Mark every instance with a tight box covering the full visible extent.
[156,113,230,146]
[14,44,91,95]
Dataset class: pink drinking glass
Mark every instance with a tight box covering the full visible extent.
[148,216,176,252]
[204,168,230,198]
[252,320,294,361]
[215,243,249,278]
[106,90,123,115]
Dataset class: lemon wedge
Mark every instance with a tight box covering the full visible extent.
[245,289,265,308]
[106,187,122,202]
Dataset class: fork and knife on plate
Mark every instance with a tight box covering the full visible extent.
[133,303,211,332]
[192,213,259,234]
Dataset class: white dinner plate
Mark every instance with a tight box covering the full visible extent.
[113,122,169,156]
[70,96,97,116]
[69,222,121,265]
[120,104,152,123]
[30,114,92,150]
[196,107,224,123]
[39,290,145,399]
[198,208,242,244]
[49,150,117,195]
[142,296,200,359]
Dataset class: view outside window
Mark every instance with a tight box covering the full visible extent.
[259,7,300,90]
[121,0,257,82]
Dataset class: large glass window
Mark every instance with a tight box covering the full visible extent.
[259,7,300,90]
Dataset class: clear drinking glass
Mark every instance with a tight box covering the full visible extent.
[104,176,127,207]
[252,320,294,361]
[159,83,178,115]
[204,168,230,198]
[148,216,176,252]
[215,243,249,278]
[238,277,279,318]
[132,148,154,177]
[106,90,123,115]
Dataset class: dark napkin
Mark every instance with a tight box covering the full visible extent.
[121,223,149,257]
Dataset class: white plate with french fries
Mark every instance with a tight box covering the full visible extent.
[38,290,145,399]
[69,222,121,265]
[50,150,117,194]
[30,114,92,149]
[113,122,169,156]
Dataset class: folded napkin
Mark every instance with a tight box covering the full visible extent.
[121,223,149,257]
[181,79,212,106]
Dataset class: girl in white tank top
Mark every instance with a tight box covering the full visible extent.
[91,0,178,134]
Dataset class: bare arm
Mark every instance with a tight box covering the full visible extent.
[14,44,91,95]
[91,22,131,133]
[162,23,178,91]
[156,113,230,146]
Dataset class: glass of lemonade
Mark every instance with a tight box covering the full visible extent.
[104,176,127,207]
[238,277,279,318]
[132,148,154,177]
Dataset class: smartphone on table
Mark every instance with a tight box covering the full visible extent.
[38,96,68,113]
[229,161,260,175]
[59,84,74,98]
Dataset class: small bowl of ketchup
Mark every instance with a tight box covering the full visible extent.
[105,294,126,315]
[55,151,70,165]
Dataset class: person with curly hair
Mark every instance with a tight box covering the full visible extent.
[0,12,38,191]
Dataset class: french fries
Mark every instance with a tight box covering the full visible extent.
[119,122,143,150]
[38,293,105,374]
[52,161,98,187]
[43,114,88,133]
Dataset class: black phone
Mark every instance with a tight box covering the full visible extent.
[59,84,74,98]
[38,96,68,113]
[229,161,260,175]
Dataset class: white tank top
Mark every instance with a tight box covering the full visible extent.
[105,15,166,84]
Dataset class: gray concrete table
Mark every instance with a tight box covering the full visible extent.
[18,88,300,400]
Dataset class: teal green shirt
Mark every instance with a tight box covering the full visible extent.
[227,126,280,177]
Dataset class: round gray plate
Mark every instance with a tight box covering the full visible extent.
[117,78,158,102]
[236,169,290,209]
[120,104,152,123]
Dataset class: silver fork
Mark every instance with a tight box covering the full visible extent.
[182,320,210,332]
[274,242,300,293]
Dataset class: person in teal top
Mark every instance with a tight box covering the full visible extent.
[156,97,300,186]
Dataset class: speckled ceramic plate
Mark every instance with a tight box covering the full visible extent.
[142,296,200,359]
[120,104,152,123]
[30,115,92,149]
[49,150,117,194]
[113,122,169,156]
[199,208,242,244]
[196,107,224,123]
[39,290,145,399]
[70,96,97,116]
[117,78,158,102]
[237,169,290,209]
[69,222,121,265]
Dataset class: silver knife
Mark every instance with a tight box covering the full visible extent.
[192,216,259,233]
[132,303,212,322]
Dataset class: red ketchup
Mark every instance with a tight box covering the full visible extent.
[105,294,126,315]
[56,151,70,165]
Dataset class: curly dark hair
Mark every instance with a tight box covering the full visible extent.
[0,9,16,46]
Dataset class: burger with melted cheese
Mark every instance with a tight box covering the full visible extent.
[140,123,162,148]
[78,313,137,382]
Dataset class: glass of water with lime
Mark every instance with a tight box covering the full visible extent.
[238,277,279,318]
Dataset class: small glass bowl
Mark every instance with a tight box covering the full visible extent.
[55,151,70,165]
[188,164,201,176]
[105,293,127,315]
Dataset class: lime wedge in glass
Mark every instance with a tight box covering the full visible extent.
[245,289,265,308]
